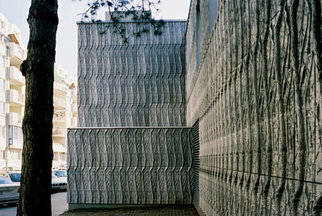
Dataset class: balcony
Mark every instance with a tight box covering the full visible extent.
[53,143,66,153]
[54,82,67,94]
[6,89,24,107]
[53,97,66,109]
[53,128,66,138]
[9,66,25,86]
[53,112,65,124]
[8,42,25,67]
[7,112,22,126]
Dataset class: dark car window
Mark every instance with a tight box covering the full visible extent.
[0,176,12,184]
[9,173,21,182]
[54,171,67,177]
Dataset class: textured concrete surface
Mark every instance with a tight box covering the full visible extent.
[69,20,192,208]
[186,0,322,215]
[67,127,194,206]
[77,21,186,128]
[60,205,198,216]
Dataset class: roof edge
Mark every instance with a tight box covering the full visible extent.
[77,19,187,25]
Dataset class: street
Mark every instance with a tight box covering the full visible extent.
[0,192,68,216]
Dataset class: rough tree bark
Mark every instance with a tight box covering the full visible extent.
[17,0,58,215]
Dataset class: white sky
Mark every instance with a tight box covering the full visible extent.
[0,0,190,80]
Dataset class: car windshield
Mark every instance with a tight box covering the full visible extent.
[9,173,21,182]
[54,171,67,177]
[0,176,12,184]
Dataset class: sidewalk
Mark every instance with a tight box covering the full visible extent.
[60,205,199,216]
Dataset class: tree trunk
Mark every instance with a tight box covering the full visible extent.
[17,0,58,215]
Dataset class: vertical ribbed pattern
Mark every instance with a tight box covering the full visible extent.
[67,127,193,205]
[186,0,322,215]
[192,121,200,206]
[77,21,186,127]
[68,20,193,207]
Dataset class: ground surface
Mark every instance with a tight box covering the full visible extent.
[0,191,67,216]
[61,205,199,216]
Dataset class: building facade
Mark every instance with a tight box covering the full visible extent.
[0,12,77,170]
[69,1,321,214]
[53,64,77,169]
[0,13,26,170]
[186,0,321,215]
[68,20,194,209]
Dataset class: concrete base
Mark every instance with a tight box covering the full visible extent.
[193,201,206,216]
[69,204,193,211]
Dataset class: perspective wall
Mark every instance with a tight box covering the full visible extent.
[186,0,322,215]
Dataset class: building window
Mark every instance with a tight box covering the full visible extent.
[6,46,10,57]
[10,150,22,160]
[8,125,23,145]
[53,152,59,161]
[60,152,66,161]
[209,0,218,33]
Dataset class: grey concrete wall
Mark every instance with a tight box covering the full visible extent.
[186,0,322,215]
[67,127,194,205]
[77,21,186,127]
[68,20,193,208]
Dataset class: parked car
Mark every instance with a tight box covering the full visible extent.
[0,176,19,205]
[0,170,21,184]
[51,173,67,192]
[53,170,67,179]
[6,172,21,183]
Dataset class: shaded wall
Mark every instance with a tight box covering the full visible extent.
[186,0,322,215]
[67,127,193,206]
[77,21,186,127]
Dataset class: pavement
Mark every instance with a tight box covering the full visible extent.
[60,205,199,216]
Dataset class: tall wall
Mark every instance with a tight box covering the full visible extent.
[186,0,322,215]
[77,21,186,127]
[68,20,193,208]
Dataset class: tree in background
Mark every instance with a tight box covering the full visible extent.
[17,0,162,215]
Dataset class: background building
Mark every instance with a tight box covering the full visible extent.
[53,64,77,169]
[0,12,26,170]
[0,12,77,170]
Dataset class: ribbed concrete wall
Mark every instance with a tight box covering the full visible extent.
[68,20,193,208]
[186,0,322,215]
[77,21,186,127]
[67,127,193,205]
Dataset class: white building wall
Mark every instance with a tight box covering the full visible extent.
[0,13,77,171]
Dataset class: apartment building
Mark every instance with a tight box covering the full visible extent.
[0,13,77,170]
[0,13,26,170]
[53,64,77,169]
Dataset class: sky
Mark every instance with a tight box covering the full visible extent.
[0,0,191,80]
